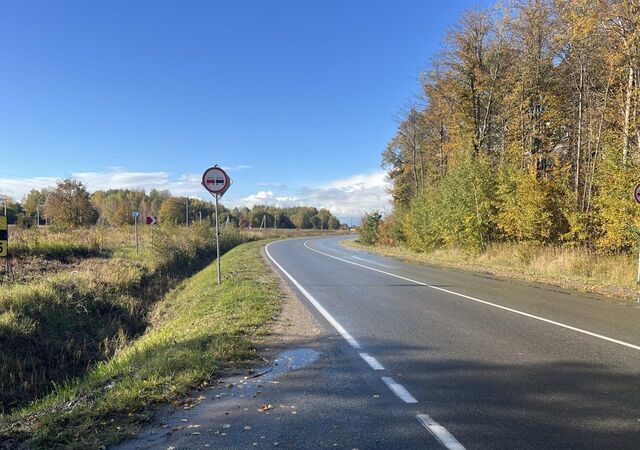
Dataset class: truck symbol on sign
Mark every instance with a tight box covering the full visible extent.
[206,176,225,186]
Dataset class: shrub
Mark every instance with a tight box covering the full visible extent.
[402,155,495,252]
[376,212,403,246]
[359,211,382,245]
[592,157,640,251]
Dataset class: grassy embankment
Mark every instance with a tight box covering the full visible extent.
[344,239,638,301]
[0,224,246,412]
[0,239,280,449]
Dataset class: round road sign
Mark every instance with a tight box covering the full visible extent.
[132,210,140,218]
[634,183,640,204]
[202,166,230,195]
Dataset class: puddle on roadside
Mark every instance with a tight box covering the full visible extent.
[112,347,321,449]
[223,347,321,395]
[192,347,321,405]
[269,347,320,373]
[197,347,321,401]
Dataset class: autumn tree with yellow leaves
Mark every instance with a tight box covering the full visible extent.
[381,0,640,252]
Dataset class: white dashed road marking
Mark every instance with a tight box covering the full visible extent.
[381,377,418,404]
[418,414,466,450]
[359,352,385,370]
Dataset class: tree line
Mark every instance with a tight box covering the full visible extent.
[377,0,640,252]
[2,179,342,230]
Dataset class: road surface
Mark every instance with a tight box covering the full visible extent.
[118,235,639,450]
[262,235,639,449]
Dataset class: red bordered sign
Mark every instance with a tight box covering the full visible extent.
[634,183,640,204]
[202,166,231,197]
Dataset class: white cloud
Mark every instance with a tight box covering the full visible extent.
[72,170,170,192]
[0,176,59,199]
[0,169,204,200]
[224,164,252,171]
[322,171,387,191]
[225,170,391,218]
[256,182,288,189]
[0,168,392,220]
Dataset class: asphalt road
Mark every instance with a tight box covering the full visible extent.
[264,235,640,449]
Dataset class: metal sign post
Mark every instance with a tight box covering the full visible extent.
[634,184,640,303]
[202,165,231,285]
[132,210,140,255]
[0,216,8,275]
[0,216,7,258]
[214,193,221,284]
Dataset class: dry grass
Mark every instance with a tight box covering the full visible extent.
[344,240,638,301]
[0,224,249,413]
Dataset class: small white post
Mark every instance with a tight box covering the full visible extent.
[134,215,139,255]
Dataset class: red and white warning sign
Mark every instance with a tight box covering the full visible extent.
[146,216,157,225]
[201,166,231,197]
[635,183,640,204]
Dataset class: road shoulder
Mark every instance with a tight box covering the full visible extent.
[342,238,637,303]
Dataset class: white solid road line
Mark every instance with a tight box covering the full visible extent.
[359,352,385,370]
[303,240,640,352]
[265,242,361,349]
[381,377,418,404]
[417,414,466,450]
[349,254,391,268]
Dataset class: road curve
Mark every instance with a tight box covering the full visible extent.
[266,235,640,450]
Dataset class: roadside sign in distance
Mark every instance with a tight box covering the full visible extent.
[132,210,141,218]
[635,184,640,204]
[0,216,7,257]
[202,166,231,197]
[146,216,157,225]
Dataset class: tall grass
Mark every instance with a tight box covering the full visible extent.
[0,224,248,413]
[10,227,109,260]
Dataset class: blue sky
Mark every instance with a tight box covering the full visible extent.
[0,0,476,220]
